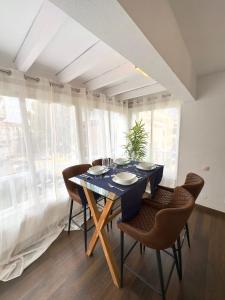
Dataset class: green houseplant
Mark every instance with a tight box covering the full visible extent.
[124,119,148,161]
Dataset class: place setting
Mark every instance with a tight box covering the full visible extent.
[80,163,111,180]
[87,165,109,176]
[114,158,131,166]
[135,161,157,171]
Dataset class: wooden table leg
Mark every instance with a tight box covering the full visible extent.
[83,187,120,288]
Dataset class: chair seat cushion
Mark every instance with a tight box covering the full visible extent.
[118,203,158,240]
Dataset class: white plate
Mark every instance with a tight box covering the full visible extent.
[87,166,109,175]
[114,158,130,165]
[114,172,136,184]
[112,176,138,186]
[136,162,155,171]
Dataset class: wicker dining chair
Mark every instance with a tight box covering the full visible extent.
[62,164,93,252]
[118,187,195,300]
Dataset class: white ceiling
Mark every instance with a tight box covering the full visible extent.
[1,0,224,100]
[0,0,164,100]
[169,0,225,76]
[0,0,44,58]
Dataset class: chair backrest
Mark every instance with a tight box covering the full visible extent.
[182,172,204,201]
[62,164,91,201]
[92,159,103,166]
[146,187,195,250]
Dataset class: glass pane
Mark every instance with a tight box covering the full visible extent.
[25,99,79,201]
[110,110,127,159]
[131,107,180,186]
[81,108,110,161]
[151,108,180,185]
[138,111,152,160]
[0,96,32,211]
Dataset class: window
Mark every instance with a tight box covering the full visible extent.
[0,94,128,212]
[0,96,32,211]
[131,107,180,186]
[0,96,80,212]
[25,98,79,202]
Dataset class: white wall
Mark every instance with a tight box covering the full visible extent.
[178,71,225,212]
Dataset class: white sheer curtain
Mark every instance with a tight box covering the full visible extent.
[74,92,128,162]
[0,70,127,281]
[0,70,179,282]
[129,93,181,187]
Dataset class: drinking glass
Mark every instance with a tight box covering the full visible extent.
[102,158,109,168]
[109,158,113,167]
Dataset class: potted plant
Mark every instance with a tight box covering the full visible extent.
[124,119,148,161]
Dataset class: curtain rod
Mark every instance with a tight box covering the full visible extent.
[48,83,100,97]
[72,87,81,93]
[0,68,12,76]
[24,74,40,82]
[49,82,64,88]
[0,67,100,96]
[49,83,82,94]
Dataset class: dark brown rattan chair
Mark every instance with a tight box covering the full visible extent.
[62,164,93,252]
[118,187,195,300]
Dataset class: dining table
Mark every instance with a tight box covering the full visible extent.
[69,161,164,288]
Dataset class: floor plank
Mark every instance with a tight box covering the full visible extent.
[0,207,225,300]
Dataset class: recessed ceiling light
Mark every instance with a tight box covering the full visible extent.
[135,66,149,78]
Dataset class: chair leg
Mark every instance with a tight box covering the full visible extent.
[140,243,143,255]
[120,231,124,288]
[83,204,87,252]
[177,237,182,280]
[88,207,91,220]
[156,250,165,300]
[68,199,73,235]
[185,222,191,248]
[172,244,181,280]
[110,209,113,229]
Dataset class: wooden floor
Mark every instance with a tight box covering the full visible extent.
[0,207,225,300]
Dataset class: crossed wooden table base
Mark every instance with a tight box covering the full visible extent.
[83,187,121,288]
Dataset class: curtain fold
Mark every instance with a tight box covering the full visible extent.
[0,70,128,281]
[73,92,128,162]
